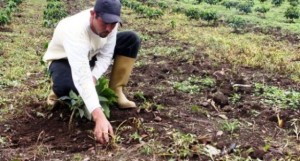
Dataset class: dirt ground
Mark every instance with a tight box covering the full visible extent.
[1,0,300,161]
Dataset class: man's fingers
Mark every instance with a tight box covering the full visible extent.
[109,125,114,136]
[103,132,109,143]
[95,131,105,144]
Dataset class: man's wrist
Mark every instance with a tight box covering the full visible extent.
[91,108,105,122]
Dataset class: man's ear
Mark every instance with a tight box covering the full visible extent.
[90,10,96,17]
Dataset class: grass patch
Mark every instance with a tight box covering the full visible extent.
[255,83,300,109]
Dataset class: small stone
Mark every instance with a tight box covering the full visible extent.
[216,131,223,137]
[83,156,90,161]
[154,116,162,122]
[222,105,232,112]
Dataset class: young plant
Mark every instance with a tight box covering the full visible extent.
[94,77,118,118]
[59,77,117,129]
[59,90,85,129]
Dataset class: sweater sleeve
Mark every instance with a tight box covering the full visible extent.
[91,25,118,80]
[63,38,101,114]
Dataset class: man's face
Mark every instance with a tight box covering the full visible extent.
[90,10,117,38]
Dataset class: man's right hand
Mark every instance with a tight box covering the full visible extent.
[91,108,114,144]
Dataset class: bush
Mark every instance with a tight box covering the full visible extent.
[43,1,67,27]
[226,16,247,33]
[284,6,300,22]
[237,2,253,14]
[204,0,222,5]
[11,0,22,5]
[259,0,268,3]
[0,10,10,26]
[185,8,201,20]
[272,0,285,6]
[288,0,299,6]
[255,6,270,17]
[172,6,186,13]
[200,10,219,24]
[195,0,203,4]
[221,0,239,9]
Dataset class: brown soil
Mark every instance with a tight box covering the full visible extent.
[1,1,300,161]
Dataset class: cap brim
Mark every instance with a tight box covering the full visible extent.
[100,13,122,24]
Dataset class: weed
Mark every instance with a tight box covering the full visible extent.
[291,119,300,140]
[170,20,176,29]
[173,75,215,94]
[0,136,6,145]
[134,91,147,102]
[140,139,164,155]
[220,119,240,134]
[71,153,83,161]
[229,93,241,104]
[167,130,197,158]
[130,131,143,142]
[191,105,209,115]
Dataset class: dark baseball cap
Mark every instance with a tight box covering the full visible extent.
[94,0,122,24]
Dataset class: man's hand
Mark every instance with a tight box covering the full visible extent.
[92,108,114,144]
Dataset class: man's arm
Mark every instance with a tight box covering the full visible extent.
[63,37,113,144]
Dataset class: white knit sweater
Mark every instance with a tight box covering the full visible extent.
[43,8,118,114]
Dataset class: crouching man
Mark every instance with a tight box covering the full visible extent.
[43,0,141,144]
